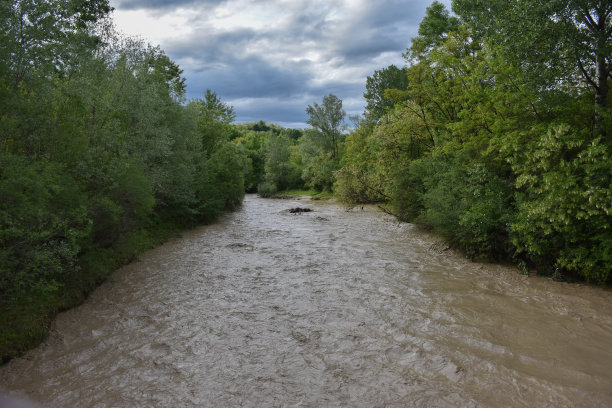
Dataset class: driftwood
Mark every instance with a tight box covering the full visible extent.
[289,207,312,214]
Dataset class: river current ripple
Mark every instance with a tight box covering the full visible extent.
[1,195,612,407]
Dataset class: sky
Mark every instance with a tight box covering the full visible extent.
[109,0,452,128]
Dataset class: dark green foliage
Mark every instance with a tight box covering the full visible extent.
[364,65,409,122]
[0,1,248,362]
[232,121,305,195]
[207,142,249,210]
[233,129,266,192]
[256,180,278,198]
[406,152,513,260]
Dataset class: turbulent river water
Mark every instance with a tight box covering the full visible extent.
[1,195,612,407]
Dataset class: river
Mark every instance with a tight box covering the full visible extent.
[1,195,611,407]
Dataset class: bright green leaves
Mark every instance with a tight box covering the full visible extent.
[452,0,612,110]
[512,124,612,282]
[335,124,389,205]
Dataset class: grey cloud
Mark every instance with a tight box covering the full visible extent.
[339,35,405,61]
[113,0,225,11]
[165,28,261,62]
[111,0,452,125]
[232,98,309,125]
[321,1,429,66]
[186,56,313,99]
[363,0,429,27]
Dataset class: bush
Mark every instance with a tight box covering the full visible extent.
[512,124,612,283]
[257,180,278,197]
[394,149,513,260]
[301,152,337,191]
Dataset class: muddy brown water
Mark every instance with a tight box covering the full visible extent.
[1,195,612,407]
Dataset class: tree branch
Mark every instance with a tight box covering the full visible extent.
[582,7,597,33]
[577,58,598,90]
[581,8,597,32]
[377,204,399,218]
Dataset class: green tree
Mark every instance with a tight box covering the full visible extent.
[299,94,347,191]
[305,94,346,160]
[206,142,249,210]
[0,1,250,361]
[363,65,409,121]
[334,123,389,204]
[260,132,301,192]
[453,0,612,115]
[409,1,460,59]
[188,89,236,154]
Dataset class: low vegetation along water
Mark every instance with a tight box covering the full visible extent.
[1,195,611,407]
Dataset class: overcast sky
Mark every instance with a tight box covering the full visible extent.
[109,0,452,128]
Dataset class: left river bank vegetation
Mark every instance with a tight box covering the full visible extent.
[0,0,251,362]
[2,0,611,362]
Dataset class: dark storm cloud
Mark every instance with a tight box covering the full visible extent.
[110,0,453,126]
[163,28,316,100]
[165,28,261,62]
[187,56,313,99]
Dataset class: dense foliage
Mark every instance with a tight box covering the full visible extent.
[336,1,611,284]
[233,96,348,196]
[0,0,248,361]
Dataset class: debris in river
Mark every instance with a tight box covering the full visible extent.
[289,207,312,214]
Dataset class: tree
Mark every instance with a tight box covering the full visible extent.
[305,94,346,159]
[1,0,111,91]
[0,1,251,361]
[188,89,236,154]
[409,1,460,59]
[453,0,612,118]
[363,65,409,121]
